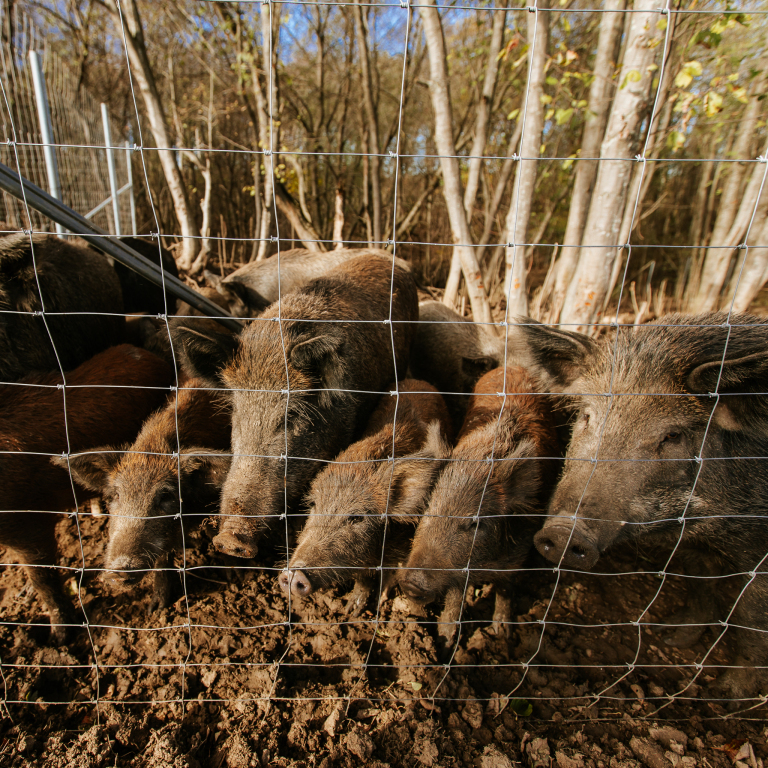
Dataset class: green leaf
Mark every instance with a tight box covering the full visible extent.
[705,91,723,117]
[733,86,748,103]
[667,130,686,152]
[545,76,559,87]
[621,70,642,89]
[562,154,577,170]
[555,107,574,125]
[656,17,667,31]
[539,94,553,105]
[508,698,533,717]
[545,108,555,121]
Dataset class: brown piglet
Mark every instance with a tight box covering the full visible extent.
[279,380,453,616]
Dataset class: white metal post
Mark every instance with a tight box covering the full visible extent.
[28,50,64,236]
[101,103,121,236]
[125,140,137,236]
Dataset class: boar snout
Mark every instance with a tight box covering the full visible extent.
[103,554,147,586]
[213,527,259,559]
[400,569,438,604]
[278,566,314,598]
[534,519,600,570]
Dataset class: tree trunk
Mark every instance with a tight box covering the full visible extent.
[475,118,524,265]
[419,0,491,324]
[559,0,663,331]
[107,0,199,270]
[502,8,549,317]
[442,10,506,307]
[692,66,768,312]
[332,185,345,250]
[354,0,382,246]
[274,182,324,251]
[549,0,625,323]
[731,211,768,313]
[464,9,506,218]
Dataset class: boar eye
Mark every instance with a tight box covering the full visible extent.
[661,431,682,446]
[346,514,365,525]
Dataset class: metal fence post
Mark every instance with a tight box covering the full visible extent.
[28,50,64,236]
[125,140,137,236]
[101,103,121,236]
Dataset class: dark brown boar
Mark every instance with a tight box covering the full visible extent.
[0,233,124,381]
[178,254,419,559]
[0,345,174,639]
[401,366,559,647]
[202,247,410,318]
[522,312,768,701]
[278,379,453,615]
[57,376,232,609]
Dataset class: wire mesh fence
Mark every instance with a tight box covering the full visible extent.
[0,4,133,235]
[0,0,767,765]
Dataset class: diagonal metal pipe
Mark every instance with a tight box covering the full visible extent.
[0,161,243,332]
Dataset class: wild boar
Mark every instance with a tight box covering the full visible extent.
[57,376,231,609]
[0,345,174,639]
[278,379,453,615]
[0,233,124,382]
[524,312,768,700]
[202,247,409,318]
[401,366,560,647]
[178,254,419,559]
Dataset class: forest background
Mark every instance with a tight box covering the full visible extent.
[11,0,768,332]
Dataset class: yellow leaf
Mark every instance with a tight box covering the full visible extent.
[545,108,554,121]
[410,682,423,691]
[540,143,546,155]
[675,71,693,89]
[733,87,748,104]
[682,61,703,78]
[540,94,553,105]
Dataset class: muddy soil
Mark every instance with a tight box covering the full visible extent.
[0,511,765,767]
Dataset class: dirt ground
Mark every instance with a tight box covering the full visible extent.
[0,510,766,768]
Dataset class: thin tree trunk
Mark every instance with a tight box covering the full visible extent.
[354,0,382,245]
[475,118,524,265]
[443,9,506,306]
[106,0,199,270]
[693,66,768,312]
[502,7,549,317]
[274,181,324,251]
[549,0,625,323]
[731,212,768,312]
[463,9,506,217]
[333,184,345,250]
[419,0,491,324]
[560,0,664,331]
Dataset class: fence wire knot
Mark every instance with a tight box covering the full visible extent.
[758,154,767,163]
[399,0,408,7]
[270,235,277,243]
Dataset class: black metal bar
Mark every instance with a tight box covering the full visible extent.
[0,161,243,332]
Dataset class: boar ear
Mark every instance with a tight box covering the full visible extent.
[290,334,345,389]
[386,456,442,521]
[171,319,239,386]
[204,271,268,318]
[686,351,768,430]
[512,317,596,391]
[51,447,123,492]
[491,438,541,505]
[179,448,232,486]
[460,356,498,387]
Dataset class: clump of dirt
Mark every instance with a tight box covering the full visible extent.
[0,512,765,767]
